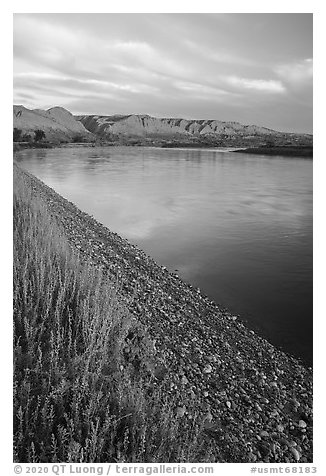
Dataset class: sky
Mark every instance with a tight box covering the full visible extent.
[13,13,313,133]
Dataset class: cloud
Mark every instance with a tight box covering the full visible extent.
[13,17,187,101]
[275,58,313,85]
[225,76,286,93]
[14,15,84,75]
[14,72,159,96]
[174,80,240,103]
[107,40,153,57]
[183,40,254,67]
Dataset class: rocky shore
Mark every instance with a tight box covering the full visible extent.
[19,166,313,463]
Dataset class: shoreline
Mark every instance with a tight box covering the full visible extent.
[16,164,313,463]
[234,146,313,158]
[13,141,312,157]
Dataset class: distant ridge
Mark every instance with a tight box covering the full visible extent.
[76,112,312,148]
[13,104,312,147]
[76,112,282,138]
[13,105,94,142]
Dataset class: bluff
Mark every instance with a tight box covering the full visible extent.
[76,113,312,147]
[77,113,278,137]
[13,105,94,142]
[13,104,312,147]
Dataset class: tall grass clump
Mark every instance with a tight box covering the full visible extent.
[13,165,213,463]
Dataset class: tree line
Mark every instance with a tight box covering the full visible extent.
[13,128,46,143]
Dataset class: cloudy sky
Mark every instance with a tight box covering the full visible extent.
[13,13,313,133]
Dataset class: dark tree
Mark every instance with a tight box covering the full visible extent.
[34,130,46,142]
[21,133,32,142]
[13,128,22,142]
[73,134,84,143]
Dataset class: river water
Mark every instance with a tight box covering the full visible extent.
[15,146,313,365]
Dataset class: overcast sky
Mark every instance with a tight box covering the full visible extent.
[13,13,313,133]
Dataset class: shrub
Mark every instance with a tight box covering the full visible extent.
[13,128,22,142]
[21,133,32,142]
[34,130,46,142]
[72,134,84,143]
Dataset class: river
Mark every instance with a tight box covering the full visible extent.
[15,146,313,365]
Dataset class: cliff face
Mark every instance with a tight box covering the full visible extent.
[13,104,312,146]
[76,113,282,139]
[13,105,94,142]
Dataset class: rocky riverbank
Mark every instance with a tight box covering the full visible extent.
[18,165,313,463]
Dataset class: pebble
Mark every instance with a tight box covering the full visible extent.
[188,389,196,399]
[298,420,307,429]
[203,364,213,374]
[288,440,297,448]
[176,406,186,418]
[258,441,270,457]
[226,401,232,409]
[290,447,301,461]
[279,438,289,447]
[291,398,301,410]
[203,411,213,424]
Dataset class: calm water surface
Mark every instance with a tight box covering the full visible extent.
[15,146,313,365]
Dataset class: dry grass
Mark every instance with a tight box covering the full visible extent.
[13,165,214,463]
